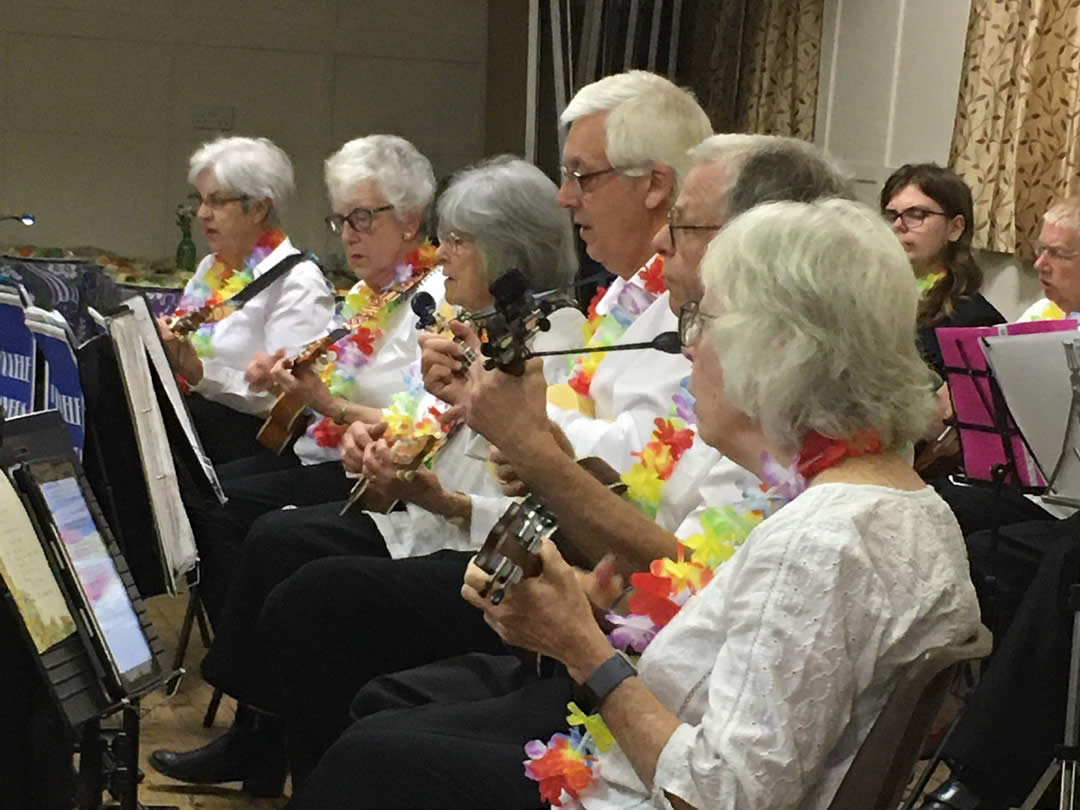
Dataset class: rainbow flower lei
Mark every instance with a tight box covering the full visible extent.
[524,430,884,807]
[171,227,286,359]
[567,254,666,397]
[309,244,438,448]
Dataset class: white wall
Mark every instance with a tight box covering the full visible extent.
[815,0,971,207]
[0,0,488,263]
[814,0,1041,317]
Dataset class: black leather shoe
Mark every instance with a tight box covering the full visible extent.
[149,712,286,798]
[918,778,984,810]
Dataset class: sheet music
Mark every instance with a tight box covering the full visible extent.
[108,309,197,592]
[0,472,76,652]
[982,331,1080,505]
[121,295,225,505]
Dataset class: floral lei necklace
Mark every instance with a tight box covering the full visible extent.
[917,269,946,295]
[524,429,884,808]
[309,244,439,448]
[567,254,666,397]
[172,227,286,359]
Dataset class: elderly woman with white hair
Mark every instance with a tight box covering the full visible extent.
[286,198,983,810]
[160,135,334,464]
[149,156,584,797]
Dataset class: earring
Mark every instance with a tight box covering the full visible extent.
[403,232,413,240]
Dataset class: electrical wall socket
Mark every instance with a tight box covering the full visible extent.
[191,105,236,131]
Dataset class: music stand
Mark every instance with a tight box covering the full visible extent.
[0,409,175,810]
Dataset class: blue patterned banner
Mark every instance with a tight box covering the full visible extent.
[0,286,35,418]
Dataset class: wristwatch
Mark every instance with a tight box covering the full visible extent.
[583,651,637,705]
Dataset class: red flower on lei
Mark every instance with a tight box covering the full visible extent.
[638,254,666,293]
[523,734,596,806]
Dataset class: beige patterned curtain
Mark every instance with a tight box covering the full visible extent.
[736,0,825,138]
[950,0,1080,256]
[685,0,825,138]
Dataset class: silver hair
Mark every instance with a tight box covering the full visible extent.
[689,134,855,221]
[437,156,578,292]
[699,198,934,452]
[561,70,712,195]
[324,135,436,224]
[1044,197,1080,236]
[188,136,295,225]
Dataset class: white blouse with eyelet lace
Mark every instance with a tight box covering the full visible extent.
[580,482,982,810]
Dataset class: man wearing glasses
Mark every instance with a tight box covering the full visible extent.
[1019,197,1080,321]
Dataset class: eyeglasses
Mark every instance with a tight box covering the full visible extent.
[325,204,394,235]
[882,206,949,230]
[559,165,619,195]
[437,230,469,255]
[1034,240,1080,263]
[666,208,725,252]
[191,192,249,210]
[678,300,718,347]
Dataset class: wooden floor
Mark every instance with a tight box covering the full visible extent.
[133,593,290,809]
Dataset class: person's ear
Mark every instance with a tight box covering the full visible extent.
[250,198,273,225]
[947,214,965,243]
[644,162,676,212]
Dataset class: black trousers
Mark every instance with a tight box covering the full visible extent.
[259,549,506,786]
[189,456,353,623]
[287,654,569,810]
[200,500,390,711]
[945,514,1080,804]
[186,394,278,467]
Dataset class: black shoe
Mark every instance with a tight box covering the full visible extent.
[918,778,984,810]
[149,711,286,798]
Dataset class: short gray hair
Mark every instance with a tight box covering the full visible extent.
[1044,197,1080,235]
[324,135,436,224]
[689,134,854,220]
[437,156,578,292]
[561,70,712,194]
[188,136,295,223]
[699,198,934,452]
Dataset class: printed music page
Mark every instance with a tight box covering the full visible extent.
[0,472,76,652]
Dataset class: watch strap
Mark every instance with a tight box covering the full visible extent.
[584,652,637,705]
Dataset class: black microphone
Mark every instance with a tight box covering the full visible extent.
[528,331,682,358]
[411,291,438,329]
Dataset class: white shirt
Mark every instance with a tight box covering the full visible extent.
[1018,297,1080,322]
[293,271,447,466]
[581,484,982,810]
[550,277,689,473]
[372,307,586,558]
[548,272,755,536]
[189,237,334,415]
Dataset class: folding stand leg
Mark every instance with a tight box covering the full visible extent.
[203,688,224,728]
[1020,584,1080,810]
[78,718,104,810]
[165,589,198,695]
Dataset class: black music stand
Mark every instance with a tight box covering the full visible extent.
[0,409,175,810]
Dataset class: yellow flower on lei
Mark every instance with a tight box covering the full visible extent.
[621,464,666,509]
[566,702,614,752]
[651,556,712,593]
[680,504,764,568]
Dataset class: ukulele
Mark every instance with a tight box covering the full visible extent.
[338,292,478,515]
[475,457,626,604]
[255,267,434,453]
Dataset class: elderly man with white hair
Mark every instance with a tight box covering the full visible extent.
[289,198,981,810]
[159,135,334,464]
[1019,196,1080,320]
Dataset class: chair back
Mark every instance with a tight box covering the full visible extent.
[827,624,992,810]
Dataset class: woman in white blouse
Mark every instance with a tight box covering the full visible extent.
[159,135,334,464]
[286,198,983,810]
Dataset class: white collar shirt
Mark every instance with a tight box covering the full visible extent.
[189,237,334,415]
